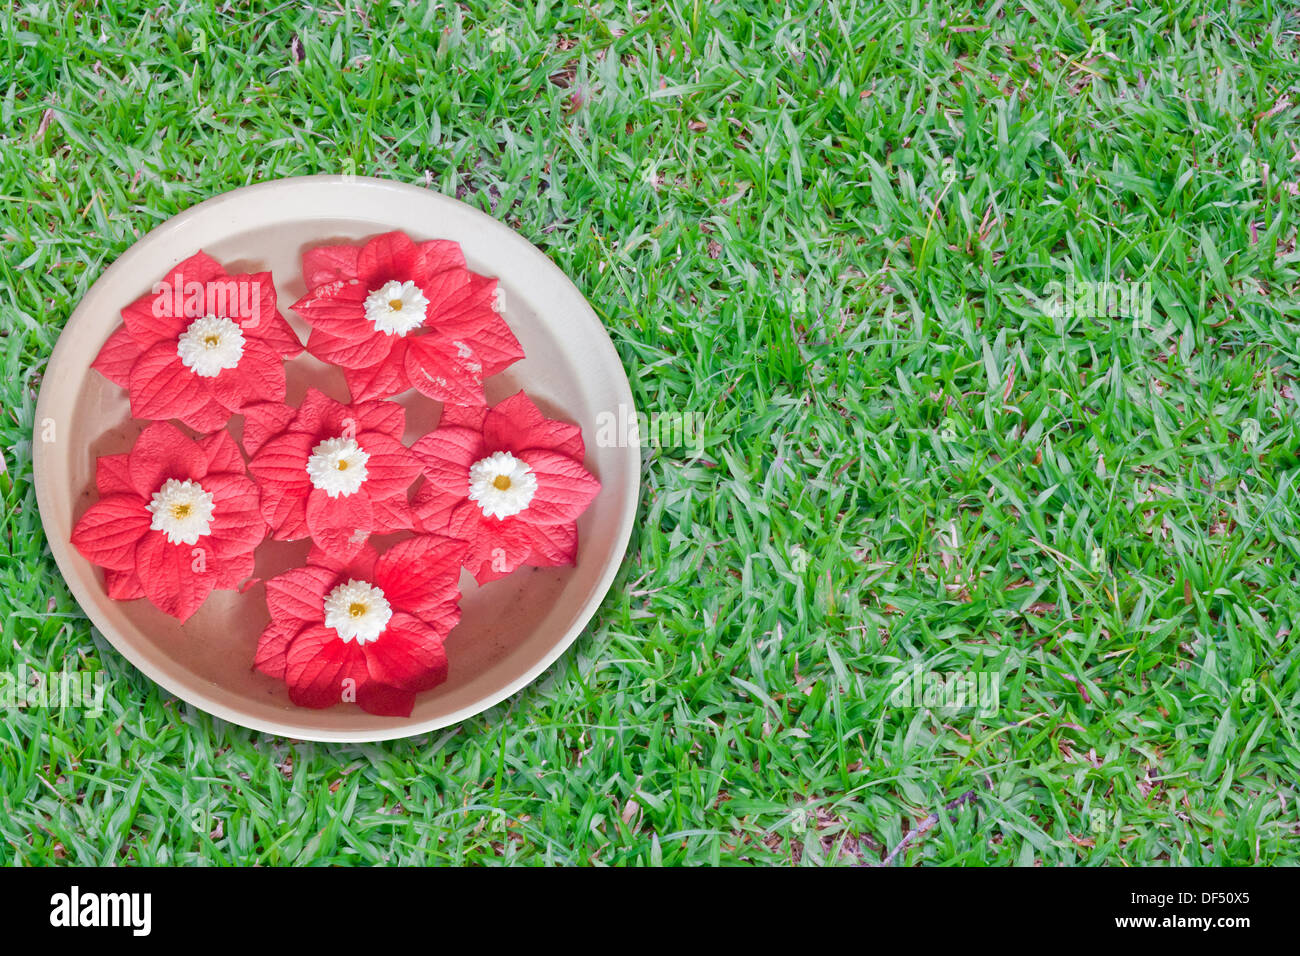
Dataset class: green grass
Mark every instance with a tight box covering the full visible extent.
[2,0,1299,865]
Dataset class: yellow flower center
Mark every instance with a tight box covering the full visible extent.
[493,474,512,491]
[171,503,192,519]
[389,298,404,311]
[349,602,367,618]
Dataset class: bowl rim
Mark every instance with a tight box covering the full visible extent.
[33,174,639,742]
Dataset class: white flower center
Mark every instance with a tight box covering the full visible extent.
[323,579,392,644]
[176,315,245,378]
[363,279,428,336]
[305,436,369,498]
[147,478,215,545]
[468,451,537,520]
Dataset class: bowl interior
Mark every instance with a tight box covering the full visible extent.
[35,178,637,741]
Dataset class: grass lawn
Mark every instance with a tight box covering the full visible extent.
[2,0,1299,865]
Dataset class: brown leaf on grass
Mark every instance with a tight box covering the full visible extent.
[34,108,54,142]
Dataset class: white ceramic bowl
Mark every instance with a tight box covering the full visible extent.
[33,175,638,742]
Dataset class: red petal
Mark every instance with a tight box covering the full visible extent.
[128,341,210,423]
[179,398,233,434]
[254,618,304,679]
[356,430,421,497]
[485,391,585,459]
[264,564,336,624]
[91,324,142,388]
[447,501,533,583]
[414,240,466,282]
[372,535,467,623]
[121,251,226,347]
[438,403,488,430]
[369,492,413,534]
[306,487,374,558]
[454,311,524,378]
[248,431,314,489]
[235,272,302,358]
[213,547,257,590]
[515,519,578,567]
[284,626,369,709]
[307,325,394,370]
[95,453,134,496]
[352,399,406,442]
[105,566,145,600]
[71,495,151,571]
[357,231,418,287]
[404,334,484,405]
[342,346,410,402]
[241,401,297,457]
[307,542,379,578]
[302,244,361,290]
[516,449,601,525]
[135,530,216,622]
[208,338,286,412]
[127,422,207,498]
[198,430,244,475]
[363,612,449,690]
[203,473,266,559]
[264,491,310,541]
[291,279,373,339]
[293,388,349,438]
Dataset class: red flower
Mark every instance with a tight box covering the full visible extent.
[410,391,601,583]
[70,422,266,621]
[91,251,303,432]
[255,536,467,716]
[290,231,523,404]
[243,388,423,559]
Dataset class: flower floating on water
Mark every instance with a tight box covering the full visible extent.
[70,422,265,621]
[242,388,423,560]
[91,251,302,432]
[290,231,523,405]
[256,536,467,716]
[411,391,600,583]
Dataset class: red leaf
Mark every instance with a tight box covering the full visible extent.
[91,324,141,388]
[290,280,372,339]
[95,453,134,497]
[369,491,414,534]
[404,334,485,405]
[208,338,287,412]
[455,311,525,378]
[415,240,466,281]
[71,495,151,571]
[264,564,336,625]
[135,529,215,622]
[105,566,145,600]
[121,251,226,347]
[254,618,303,680]
[203,473,266,559]
[248,431,315,490]
[342,347,410,402]
[198,430,244,475]
[485,391,584,459]
[127,422,206,498]
[241,401,297,457]
[357,231,418,287]
[182,398,234,434]
[302,244,361,290]
[362,612,449,691]
[355,430,422,497]
[516,449,601,525]
[307,324,395,370]
[306,486,374,558]
[284,626,369,709]
[128,341,210,423]
[372,535,467,624]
